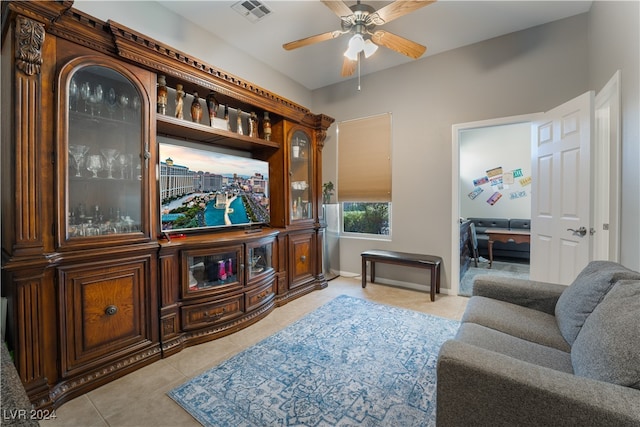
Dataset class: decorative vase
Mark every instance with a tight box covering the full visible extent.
[292,138,300,158]
[236,108,244,135]
[226,258,233,277]
[190,91,202,123]
[218,260,227,281]
[262,111,271,141]
[175,83,184,119]
[248,111,258,137]
[224,105,230,131]
[157,75,167,115]
[206,91,219,126]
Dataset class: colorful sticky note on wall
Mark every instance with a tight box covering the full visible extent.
[490,176,503,189]
[519,176,532,186]
[487,192,502,205]
[473,176,489,186]
[503,171,514,184]
[486,166,503,178]
[468,187,484,200]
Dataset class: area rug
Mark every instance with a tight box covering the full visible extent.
[459,260,530,297]
[168,294,459,426]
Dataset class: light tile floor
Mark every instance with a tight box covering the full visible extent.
[40,277,468,427]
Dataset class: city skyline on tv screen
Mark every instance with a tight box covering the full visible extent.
[159,140,270,233]
[160,142,269,178]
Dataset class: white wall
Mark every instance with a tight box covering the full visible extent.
[588,1,640,271]
[73,1,313,107]
[459,123,531,220]
[314,14,591,291]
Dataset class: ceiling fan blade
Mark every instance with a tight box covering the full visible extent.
[371,0,436,25]
[283,30,344,51]
[341,57,356,77]
[371,30,426,59]
[321,0,353,19]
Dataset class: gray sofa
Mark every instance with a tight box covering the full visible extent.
[467,217,530,260]
[436,261,640,426]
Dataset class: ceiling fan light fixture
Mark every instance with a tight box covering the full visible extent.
[343,34,363,60]
[363,39,378,58]
[344,33,377,61]
[343,49,358,61]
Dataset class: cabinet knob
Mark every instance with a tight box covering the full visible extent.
[105,305,118,316]
[300,255,306,263]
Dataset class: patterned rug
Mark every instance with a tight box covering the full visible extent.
[459,260,530,297]
[168,295,459,426]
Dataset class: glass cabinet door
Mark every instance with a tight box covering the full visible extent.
[247,238,274,281]
[64,64,145,242]
[290,130,313,222]
[183,246,242,297]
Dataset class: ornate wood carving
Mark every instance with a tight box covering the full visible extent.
[15,16,44,76]
[108,20,310,121]
[10,272,53,409]
[49,345,162,405]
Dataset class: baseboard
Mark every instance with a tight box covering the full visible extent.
[336,271,454,295]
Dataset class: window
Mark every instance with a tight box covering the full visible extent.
[343,202,390,236]
[338,113,391,237]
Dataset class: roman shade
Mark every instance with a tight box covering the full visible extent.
[337,112,392,202]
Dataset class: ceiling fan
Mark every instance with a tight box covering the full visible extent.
[283,0,436,77]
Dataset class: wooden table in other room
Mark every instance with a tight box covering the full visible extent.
[485,229,531,268]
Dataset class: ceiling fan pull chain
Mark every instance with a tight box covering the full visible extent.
[357,54,361,91]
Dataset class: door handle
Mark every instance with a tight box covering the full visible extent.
[567,226,587,237]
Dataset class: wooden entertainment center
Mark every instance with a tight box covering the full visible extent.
[1,1,334,409]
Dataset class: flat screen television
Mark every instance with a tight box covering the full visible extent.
[158,136,270,233]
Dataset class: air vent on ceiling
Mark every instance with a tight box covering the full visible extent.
[231,0,272,23]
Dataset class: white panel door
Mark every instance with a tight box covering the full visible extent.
[531,91,594,284]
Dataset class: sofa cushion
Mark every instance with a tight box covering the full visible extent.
[571,280,640,389]
[509,218,531,230]
[468,217,509,234]
[555,261,640,345]
[462,296,570,352]
[456,323,573,373]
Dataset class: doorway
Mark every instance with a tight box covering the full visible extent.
[451,113,539,296]
[451,73,621,294]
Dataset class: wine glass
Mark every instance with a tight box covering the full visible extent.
[106,87,117,118]
[86,154,103,178]
[100,148,120,179]
[117,153,130,179]
[80,82,91,113]
[94,84,103,116]
[132,95,140,113]
[69,78,78,111]
[69,145,90,177]
[118,94,129,120]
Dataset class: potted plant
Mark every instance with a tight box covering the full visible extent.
[322,181,335,204]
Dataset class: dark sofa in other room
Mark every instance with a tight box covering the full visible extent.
[467,217,530,261]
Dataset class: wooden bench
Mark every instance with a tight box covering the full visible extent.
[361,250,442,301]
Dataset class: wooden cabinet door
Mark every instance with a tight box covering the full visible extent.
[288,231,315,289]
[58,255,155,376]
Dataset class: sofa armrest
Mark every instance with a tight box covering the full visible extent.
[436,340,640,427]
[472,275,565,315]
